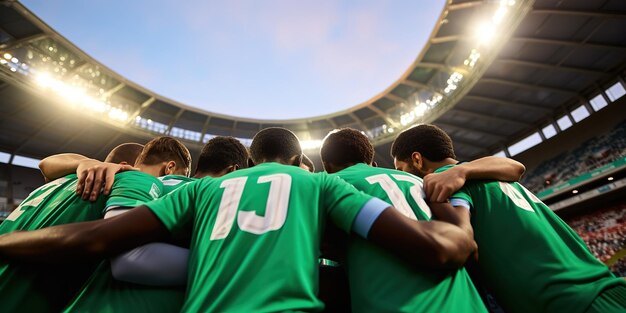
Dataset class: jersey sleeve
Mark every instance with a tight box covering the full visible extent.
[106,172,164,213]
[322,175,382,233]
[450,187,473,210]
[144,180,197,234]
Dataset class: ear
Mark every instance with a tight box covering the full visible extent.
[247,158,255,168]
[227,164,239,173]
[164,160,177,175]
[289,154,302,167]
[371,161,378,168]
[410,152,422,168]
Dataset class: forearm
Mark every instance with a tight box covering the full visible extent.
[0,207,168,264]
[111,243,189,286]
[429,202,473,238]
[458,156,525,182]
[367,208,476,269]
[0,222,104,263]
[39,153,91,180]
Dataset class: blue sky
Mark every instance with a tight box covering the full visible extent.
[23,0,443,119]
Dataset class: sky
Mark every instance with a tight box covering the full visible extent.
[22,0,444,120]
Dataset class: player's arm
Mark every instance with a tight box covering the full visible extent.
[41,153,137,201]
[352,199,476,269]
[429,201,473,238]
[0,206,168,263]
[105,208,188,286]
[39,153,90,181]
[424,156,525,202]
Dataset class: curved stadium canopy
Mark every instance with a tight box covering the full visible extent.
[0,0,625,169]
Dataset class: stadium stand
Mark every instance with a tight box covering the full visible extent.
[523,120,626,194]
[564,202,626,277]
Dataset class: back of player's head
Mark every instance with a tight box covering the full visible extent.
[104,143,144,165]
[249,127,302,164]
[135,136,192,176]
[300,154,315,172]
[321,128,374,167]
[391,124,456,162]
[196,136,249,175]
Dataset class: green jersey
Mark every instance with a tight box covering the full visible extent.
[146,162,377,312]
[334,163,486,313]
[160,174,196,194]
[0,174,106,313]
[439,164,626,313]
[64,171,167,313]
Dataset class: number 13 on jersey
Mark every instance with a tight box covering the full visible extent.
[211,174,291,240]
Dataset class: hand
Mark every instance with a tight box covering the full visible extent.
[423,167,467,203]
[76,160,139,201]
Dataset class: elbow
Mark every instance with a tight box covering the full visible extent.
[431,232,476,269]
[513,161,526,180]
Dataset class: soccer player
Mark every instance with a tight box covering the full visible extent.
[0,127,476,312]
[0,143,143,312]
[391,124,626,313]
[321,128,487,313]
[64,136,249,313]
[0,137,191,313]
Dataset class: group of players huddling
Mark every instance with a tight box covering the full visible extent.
[0,124,624,312]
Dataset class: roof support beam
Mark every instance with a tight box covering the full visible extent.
[127,97,155,124]
[368,105,399,128]
[435,121,507,140]
[463,95,551,112]
[348,112,370,131]
[480,78,579,96]
[532,9,626,19]
[102,83,125,98]
[0,33,47,50]
[511,37,626,51]
[495,59,607,76]
[431,35,462,44]
[400,79,438,94]
[453,109,531,128]
[198,116,212,143]
[448,1,483,11]
[165,109,185,134]
[384,93,406,104]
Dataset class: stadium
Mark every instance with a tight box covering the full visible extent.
[0,0,625,312]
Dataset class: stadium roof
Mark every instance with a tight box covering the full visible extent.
[1,0,625,170]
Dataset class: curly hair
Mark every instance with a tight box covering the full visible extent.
[321,128,374,166]
[391,124,455,162]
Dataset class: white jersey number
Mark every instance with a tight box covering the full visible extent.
[211,174,292,240]
[6,177,69,221]
[366,174,430,220]
[498,182,542,213]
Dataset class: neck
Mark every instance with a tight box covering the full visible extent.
[326,162,361,174]
[136,164,163,177]
[425,158,458,173]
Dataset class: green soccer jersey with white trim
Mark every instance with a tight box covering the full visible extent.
[146,162,376,312]
[334,163,487,313]
[64,171,168,313]
[0,174,106,313]
[160,174,196,194]
[439,164,626,313]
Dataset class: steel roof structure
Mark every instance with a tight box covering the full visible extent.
[1,0,625,170]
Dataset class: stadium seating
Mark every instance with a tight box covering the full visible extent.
[564,203,626,277]
[523,120,626,194]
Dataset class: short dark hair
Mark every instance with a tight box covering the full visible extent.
[321,128,374,166]
[135,136,192,175]
[249,128,302,164]
[391,124,456,162]
[104,143,144,164]
[301,154,315,172]
[196,136,249,174]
